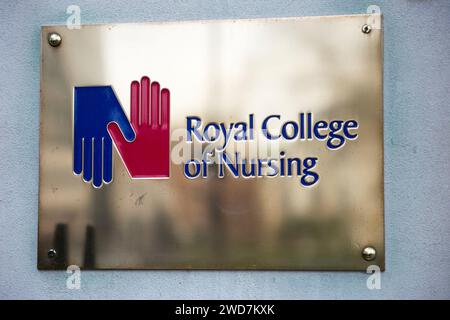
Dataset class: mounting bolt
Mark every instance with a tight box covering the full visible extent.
[361,24,372,34]
[47,32,62,47]
[362,246,377,261]
[47,248,57,258]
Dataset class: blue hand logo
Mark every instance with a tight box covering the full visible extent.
[74,86,135,188]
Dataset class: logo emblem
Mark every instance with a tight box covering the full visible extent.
[73,76,170,188]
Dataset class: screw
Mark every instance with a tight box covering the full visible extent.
[362,246,377,261]
[48,32,62,47]
[361,24,372,34]
[48,249,57,258]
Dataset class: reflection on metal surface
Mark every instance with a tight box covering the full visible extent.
[39,14,384,270]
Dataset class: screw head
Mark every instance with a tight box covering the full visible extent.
[47,32,62,47]
[361,24,372,34]
[362,246,377,261]
[47,249,57,258]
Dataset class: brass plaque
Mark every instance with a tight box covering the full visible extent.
[39,14,384,270]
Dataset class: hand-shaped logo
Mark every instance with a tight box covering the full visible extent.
[108,77,170,178]
[73,76,170,188]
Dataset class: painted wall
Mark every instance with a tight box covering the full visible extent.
[0,0,449,299]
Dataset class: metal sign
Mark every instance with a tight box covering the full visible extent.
[39,14,384,270]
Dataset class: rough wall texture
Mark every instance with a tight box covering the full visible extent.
[0,0,449,299]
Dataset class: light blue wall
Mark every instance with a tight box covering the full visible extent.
[0,0,449,299]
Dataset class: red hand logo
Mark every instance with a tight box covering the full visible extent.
[108,76,170,178]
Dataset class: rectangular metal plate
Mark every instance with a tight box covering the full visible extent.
[39,14,384,270]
